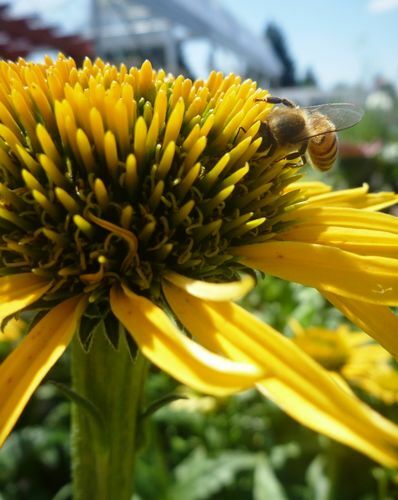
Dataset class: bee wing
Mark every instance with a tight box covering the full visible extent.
[297,103,364,141]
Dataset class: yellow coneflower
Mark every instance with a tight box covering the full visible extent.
[291,320,398,405]
[1,55,398,497]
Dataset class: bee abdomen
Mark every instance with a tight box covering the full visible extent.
[308,133,338,171]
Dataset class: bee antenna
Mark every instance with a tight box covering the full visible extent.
[255,96,296,108]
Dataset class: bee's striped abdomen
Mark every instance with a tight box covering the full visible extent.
[307,133,338,171]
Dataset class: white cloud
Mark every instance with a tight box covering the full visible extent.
[368,0,398,12]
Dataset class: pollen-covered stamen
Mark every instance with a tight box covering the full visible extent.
[0,56,304,303]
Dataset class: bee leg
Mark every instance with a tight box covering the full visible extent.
[285,151,302,160]
[277,141,307,166]
[297,141,308,156]
[256,144,276,158]
[297,142,308,165]
[255,96,296,108]
[251,121,274,157]
[233,126,247,145]
[298,142,309,166]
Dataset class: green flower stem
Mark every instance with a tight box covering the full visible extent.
[325,441,341,500]
[71,323,148,500]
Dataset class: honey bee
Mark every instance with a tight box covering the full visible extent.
[255,96,364,171]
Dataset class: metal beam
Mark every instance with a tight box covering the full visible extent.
[91,0,282,78]
[143,0,281,76]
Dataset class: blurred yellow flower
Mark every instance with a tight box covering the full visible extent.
[0,56,398,468]
[169,388,218,414]
[0,317,26,344]
[358,369,398,405]
[291,320,398,405]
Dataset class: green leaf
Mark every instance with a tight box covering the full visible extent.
[306,455,330,500]
[52,483,72,500]
[253,453,288,500]
[166,447,257,500]
[140,394,188,420]
[49,381,108,450]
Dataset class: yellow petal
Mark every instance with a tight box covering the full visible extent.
[304,184,370,203]
[163,281,398,467]
[357,193,398,211]
[324,292,398,359]
[291,206,398,234]
[288,182,398,211]
[0,295,87,447]
[280,226,398,256]
[256,381,398,467]
[306,190,398,211]
[276,205,398,272]
[233,241,398,305]
[109,285,262,396]
[164,271,255,301]
[0,274,52,323]
[286,181,332,197]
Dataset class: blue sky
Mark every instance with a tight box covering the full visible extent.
[219,0,398,88]
[5,0,398,89]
